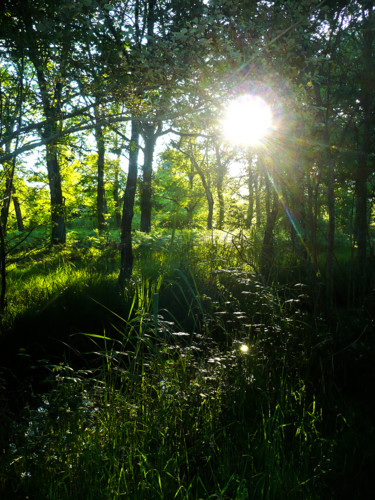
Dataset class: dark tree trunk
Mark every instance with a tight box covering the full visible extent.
[113,160,121,229]
[140,124,156,233]
[246,159,254,229]
[95,112,107,232]
[0,162,12,235]
[189,154,214,230]
[0,218,6,313]
[254,171,261,228]
[260,188,280,277]
[326,156,335,305]
[307,178,318,272]
[13,192,24,232]
[355,7,374,293]
[214,143,226,230]
[33,55,66,245]
[206,188,214,230]
[288,149,307,263]
[119,121,140,284]
[313,83,336,305]
[46,141,66,244]
[217,183,225,230]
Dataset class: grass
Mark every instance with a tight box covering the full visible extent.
[0,228,374,499]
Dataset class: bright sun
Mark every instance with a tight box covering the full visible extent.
[221,94,272,146]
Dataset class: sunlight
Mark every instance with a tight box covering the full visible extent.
[222,95,272,146]
[240,344,249,354]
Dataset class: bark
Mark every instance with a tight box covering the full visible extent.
[119,121,140,284]
[254,171,261,228]
[313,84,336,305]
[246,159,254,229]
[46,140,66,244]
[13,192,24,231]
[0,218,6,313]
[1,177,25,233]
[190,156,214,230]
[216,183,225,230]
[307,178,318,272]
[288,146,307,263]
[95,105,107,232]
[113,159,121,229]
[326,156,335,304]
[140,124,156,233]
[355,7,374,292]
[31,50,66,244]
[260,187,280,277]
[0,159,12,234]
[214,144,226,230]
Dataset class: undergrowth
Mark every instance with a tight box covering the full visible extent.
[0,229,374,499]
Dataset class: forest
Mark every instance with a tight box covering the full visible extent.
[1,0,374,498]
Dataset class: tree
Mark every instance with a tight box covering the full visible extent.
[119,120,140,283]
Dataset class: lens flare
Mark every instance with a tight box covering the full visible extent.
[222,95,272,146]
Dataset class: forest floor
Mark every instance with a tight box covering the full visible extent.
[0,228,374,499]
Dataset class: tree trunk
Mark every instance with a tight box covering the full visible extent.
[313,83,336,305]
[13,192,24,232]
[113,158,121,229]
[254,171,261,228]
[326,156,335,305]
[95,112,107,232]
[189,155,214,230]
[119,120,140,284]
[260,184,279,277]
[0,218,6,313]
[46,141,66,244]
[140,124,156,233]
[217,183,225,230]
[214,143,226,230]
[307,178,318,272]
[0,162,12,234]
[355,7,374,294]
[33,57,66,244]
[246,160,254,229]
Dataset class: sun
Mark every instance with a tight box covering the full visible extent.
[221,94,272,146]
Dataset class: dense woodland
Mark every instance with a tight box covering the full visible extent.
[1,0,375,498]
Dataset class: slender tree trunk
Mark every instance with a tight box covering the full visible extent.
[246,160,254,229]
[189,155,214,230]
[119,120,140,284]
[0,218,6,313]
[260,187,280,277]
[355,7,374,293]
[214,143,226,230]
[140,124,156,233]
[13,192,24,231]
[313,83,336,305]
[288,151,307,263]
[217,183,225,230]
[326,156,335,305]
[113,159,121,229]
[0,159,12,234]
[264,172,271,218]
[95,107,107,231]
[46,140,66,244]
[254,171,261,228]
[307,178,318,272]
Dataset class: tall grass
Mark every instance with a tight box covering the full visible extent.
[0,228,374,498]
